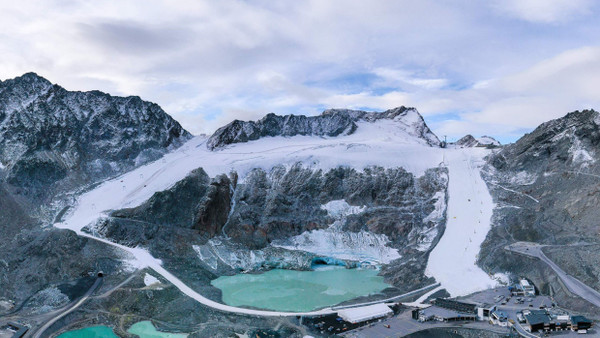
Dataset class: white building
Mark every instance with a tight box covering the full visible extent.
[520,279,535,296]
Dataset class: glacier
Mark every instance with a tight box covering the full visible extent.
[272,199,401,264]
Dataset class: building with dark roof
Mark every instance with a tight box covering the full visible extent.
[571,315,593,332]
[476,304,496,321]
[432,298,477,314]
[524,310,552,332]
[5,322,28,338]
[523,310,593,333]
[416,306,477,322]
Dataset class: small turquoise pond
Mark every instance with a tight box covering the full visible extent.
[57,326,118,338]
[211,266,390,312]
[127,321,187,337]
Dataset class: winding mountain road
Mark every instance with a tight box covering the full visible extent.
[72,230,439,318]
[506,242,600,308]
[33,276,103,338]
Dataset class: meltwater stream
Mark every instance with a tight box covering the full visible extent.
[210,266,390,312]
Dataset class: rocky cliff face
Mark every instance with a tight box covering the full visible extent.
[207,106,440,149]
[92,162,447,291]
[98,165,447,249]
[0,72,191,204]
[479,109,600,315]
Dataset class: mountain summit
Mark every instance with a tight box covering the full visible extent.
[207,106,440,150]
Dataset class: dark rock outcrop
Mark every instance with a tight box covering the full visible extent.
[101,164,447,250]
[110,169,236,238]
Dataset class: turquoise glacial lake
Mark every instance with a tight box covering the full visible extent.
[57,326,118,338]
[57,321,188,338]
[211,266,390,312]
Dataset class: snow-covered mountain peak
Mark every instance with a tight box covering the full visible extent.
[478,136,501,146]
[1,72,52,89]
[0,73,53,114]
[455,134,500,148]
[207,106,440,150]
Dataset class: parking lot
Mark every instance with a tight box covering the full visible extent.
[341,286,595,337]
[460,286,554,310]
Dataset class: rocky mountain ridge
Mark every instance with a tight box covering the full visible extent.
[0,72,191,204]
[207,106,440,150]
[0,73,192,326]
[479,109,600,316]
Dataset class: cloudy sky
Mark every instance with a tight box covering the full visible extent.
[1,0,599,143]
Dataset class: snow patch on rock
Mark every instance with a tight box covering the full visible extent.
[144,273,161,288]
[193,244,220,271]
[321,200,365,230]
[492,272,510,285]
[321,200,365,218]
[416,227,439,252]
[509,171,537,185]
[423,191,446,224]
[569,136,594,166]
[414,191,446,252]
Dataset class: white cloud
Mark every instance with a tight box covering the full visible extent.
[0,1,599,142]
[421,46,600,141]
[373,68,449,90]
[491,0,594,23]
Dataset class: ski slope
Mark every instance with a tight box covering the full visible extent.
[425,147,498,296]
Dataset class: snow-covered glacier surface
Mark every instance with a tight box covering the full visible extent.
[56,118,445,234]
[193,239,314,272]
